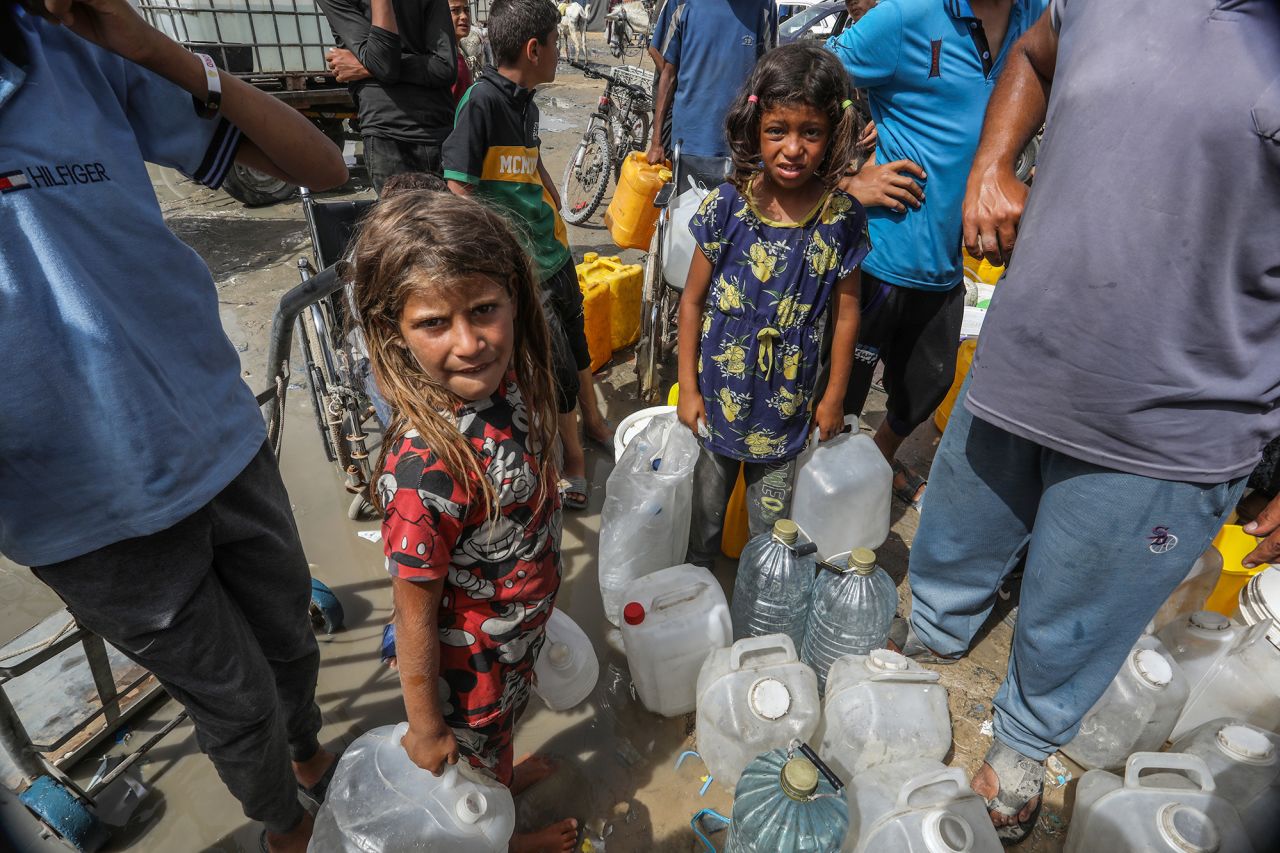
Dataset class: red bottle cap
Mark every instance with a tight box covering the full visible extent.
[623,602,645,625]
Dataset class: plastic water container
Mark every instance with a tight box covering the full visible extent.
[619,563,731,716]
[576,252,644,350]
[1064,752,1256,853]
[577,273,612,372]
[612,405,675,463]
[1237,565,1278,629]
[1061,635,1190,771]
[731,520,817,648]
[604,154,671,251]
[791,420,892,560]
[532,609,599,711]
[1154,549,1225,631]
[695,635,821,791]
[598,412,699,626]
[143,0,330,72]
[815,650,950,781]
[1171,719,1280,850]
[1172,619,1280,740]
[933,338,977,434]
[309,723,515,852]
[1205,524,1270,616]
[843,758,1001,853]
[724,749,849,853]
[802,548,897,694]
[1155,610,1243,696]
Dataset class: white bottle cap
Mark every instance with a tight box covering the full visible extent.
[922,809,975,853]
[456,790,489,825]
[748,677,792,721]
[1132,648,1173,687]
[1216,724,1276,763]
[548,642,573,670]
[867,648,910,672]
[1188,610,1230,632]
[1157,803,1219,853]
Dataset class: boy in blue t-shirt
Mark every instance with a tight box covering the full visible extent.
[2,1,346,849]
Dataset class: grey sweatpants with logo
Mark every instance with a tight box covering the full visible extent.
[686,446,795,566]
[32,442,321,835]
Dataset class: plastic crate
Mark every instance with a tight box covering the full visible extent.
[139,0,330,73]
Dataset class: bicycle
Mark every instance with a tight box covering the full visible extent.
[605,0,653,58]
[559,61,654,225]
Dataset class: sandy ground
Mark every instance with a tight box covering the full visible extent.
[0,35,1079,851]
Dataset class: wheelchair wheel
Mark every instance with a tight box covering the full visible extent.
[561,125,611,225]
[20,776,109,852]
[309,578,345,634]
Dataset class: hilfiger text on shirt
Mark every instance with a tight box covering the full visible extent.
[0,162,112,192]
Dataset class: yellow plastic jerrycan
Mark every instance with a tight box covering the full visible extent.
[576,270,612,372]
[933,338,978,433]
[962,248,1005,285]
[668,383,750,558]
[578,253,643,351]
[605,153,671,251]
[1204,523,1270,616]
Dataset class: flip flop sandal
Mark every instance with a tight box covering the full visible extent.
[891,460,927,513]
[886,615,961,665]
[980,740,1045,846]
[379,622,397,667]
[297,749,342,810]
[559,476,589,511]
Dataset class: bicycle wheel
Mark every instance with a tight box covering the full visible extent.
[560,125,612,225]
[610,105,651,177]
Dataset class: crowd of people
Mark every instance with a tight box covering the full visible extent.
[3,0,1277,850]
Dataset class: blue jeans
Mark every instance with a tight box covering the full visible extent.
[909,379,1245,760]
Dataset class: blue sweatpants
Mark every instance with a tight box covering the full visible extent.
[908,380,1245,760]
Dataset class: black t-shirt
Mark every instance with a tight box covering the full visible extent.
[316,0,458,144]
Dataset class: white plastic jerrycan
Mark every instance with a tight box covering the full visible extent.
[1172,618,1280,741]
[1171,719,1280,850]
[1155,610,1244,697]
[843,758,1002,853]
[309,723,515,853]
[815,650,950,781]
[620,563,732,716]
[790,418,892,561]
[1064,752,1257,853]
[695,634,821,791]
[533,609,599,712]
[1060,634,1190,771]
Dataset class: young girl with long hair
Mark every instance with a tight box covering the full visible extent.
[351,191,577,853]
[677,43,871,563]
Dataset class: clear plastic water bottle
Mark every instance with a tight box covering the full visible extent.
[801,548,896,694]
[724,748,848,853]
[731,519,816,648]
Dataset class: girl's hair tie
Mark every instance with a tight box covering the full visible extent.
[841,99,853,111]
[747,95,759,104]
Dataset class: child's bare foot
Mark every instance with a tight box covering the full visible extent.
[509,819,578,853]
[510,753,559,795]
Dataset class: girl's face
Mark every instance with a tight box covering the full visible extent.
[398,274,515,402]
[450,2,471,40]
[759,102,832,191]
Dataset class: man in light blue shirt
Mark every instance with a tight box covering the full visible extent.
[827,0,1044,508]
[2,1,346,848]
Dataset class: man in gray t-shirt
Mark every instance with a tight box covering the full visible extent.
[895,0,1280,843]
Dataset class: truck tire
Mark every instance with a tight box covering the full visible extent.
[223,162,297,206]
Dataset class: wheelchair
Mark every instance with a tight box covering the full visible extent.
[634,146,731,402]
[259,187,380,520]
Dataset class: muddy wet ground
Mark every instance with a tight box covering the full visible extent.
[0,35,1078,851]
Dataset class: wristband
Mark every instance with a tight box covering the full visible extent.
[192,53,222,118]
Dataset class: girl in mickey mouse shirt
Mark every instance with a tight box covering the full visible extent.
[352,189,578,852]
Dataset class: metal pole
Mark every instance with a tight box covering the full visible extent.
[81,635,120,729]
[85,711,188,798]
[0,687,48,785]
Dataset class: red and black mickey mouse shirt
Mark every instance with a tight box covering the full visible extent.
[379,376,561,728]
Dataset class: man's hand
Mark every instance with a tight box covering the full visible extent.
[327,48,373,83]
[962,162,1028,267]
[812,396,844,442]
[1243,495,1280,569]
[646,140,666,166]
[30,0,166,65]
[840,159,925,213]
[401,719,460,776]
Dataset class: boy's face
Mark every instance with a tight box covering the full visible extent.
[527,29,559,84]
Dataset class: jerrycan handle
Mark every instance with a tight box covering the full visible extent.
[1123,752,1216,793]
[894,767,967,810]
[729,635,797,670]
[651,582,706,614]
